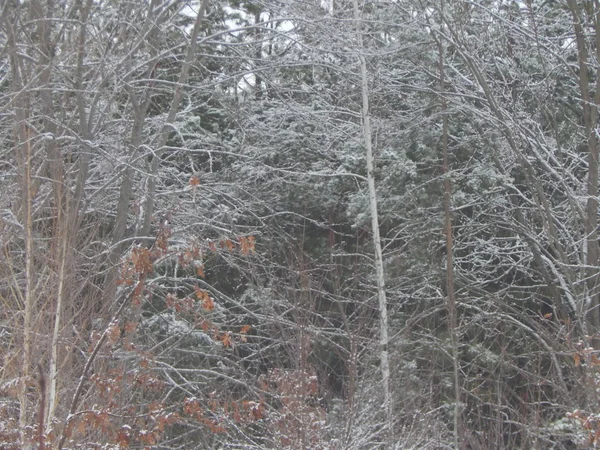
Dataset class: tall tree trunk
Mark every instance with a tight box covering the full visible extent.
[46,196,70,430]
[351,0,393,439]
[436,4,463,446]
[566,0,600,349]
[102,0,163,307]
[6,4,35,442]
[140,0,210,237]
[72,0,94,222]
[19,124,34,448]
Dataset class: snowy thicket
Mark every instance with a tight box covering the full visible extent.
[1,1,600,448]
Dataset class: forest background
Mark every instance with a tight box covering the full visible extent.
[2,0,600,449]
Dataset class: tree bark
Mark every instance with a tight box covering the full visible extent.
[19,124,34,448]
[140,0,210,237]
[566,0,600,349]
[351,0,393,439]
[436,4,463,446]
[5,4,35,442]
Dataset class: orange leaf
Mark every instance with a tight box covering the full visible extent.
[190,176,200,186]
[116,427,130,447]
[247,235,255,252]
[131,247,153,274]
[575,353,581,367]
[202,295,215,311]
[107,321,121,344]
[77,418,86,435]
[240,325,251,342]
[239,237,249,255]
[183,398,201,415]
[221,332,232,348]
[132,281,145,305]
[221,239,235,251]
[238,236,256,255]
[196,265,205,278]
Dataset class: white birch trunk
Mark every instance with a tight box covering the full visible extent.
[46,201,69,431]
[352,0,392,437]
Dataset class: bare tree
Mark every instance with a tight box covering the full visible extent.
[434,2,463,446]
[351,0,392,441]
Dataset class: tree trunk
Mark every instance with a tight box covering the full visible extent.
[351,0,393,439]
[566,0,600,349]
[46,197,70,430]
[19,124,34,448]
[140,0,210,237]
[436,5,463,446]
[6,5,35,442]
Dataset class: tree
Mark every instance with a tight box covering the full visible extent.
[350,0,393,438]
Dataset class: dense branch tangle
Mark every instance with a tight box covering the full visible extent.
[2,0,600,449]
